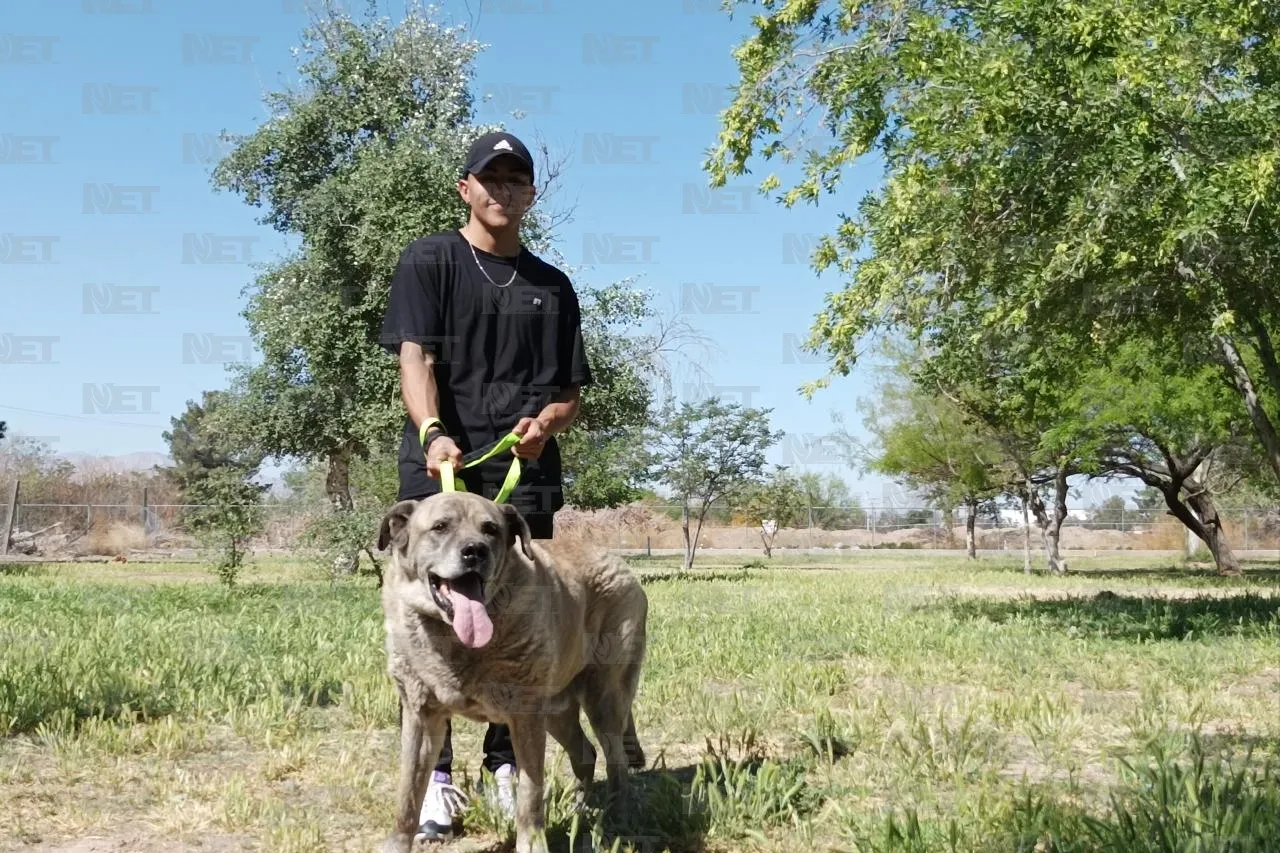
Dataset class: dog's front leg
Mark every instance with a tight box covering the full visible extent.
[384,700,447,853]
[507,713,549,853]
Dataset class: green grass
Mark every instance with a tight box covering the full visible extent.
[1,556,1278,851]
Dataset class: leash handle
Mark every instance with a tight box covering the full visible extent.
[437,430,523,503]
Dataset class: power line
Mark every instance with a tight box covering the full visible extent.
[0,404,166,430]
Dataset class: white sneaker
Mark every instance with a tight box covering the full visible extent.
[481,763,516,819]
[417,771,469,841]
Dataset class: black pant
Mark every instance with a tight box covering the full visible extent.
[401,494,554,777]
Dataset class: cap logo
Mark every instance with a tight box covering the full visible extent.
[493,139,513,151]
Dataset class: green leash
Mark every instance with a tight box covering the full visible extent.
[420,421,523,504]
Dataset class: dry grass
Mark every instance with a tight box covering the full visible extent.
[1,555,1278,852]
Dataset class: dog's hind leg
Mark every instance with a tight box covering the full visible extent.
[582,687,635,811]
[547,704,595,787]
[623,709,645,770]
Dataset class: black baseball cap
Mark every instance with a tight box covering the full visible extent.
[461,131,535,182]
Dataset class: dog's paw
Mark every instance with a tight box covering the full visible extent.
[515,834,550,853]
[381,832,414,853]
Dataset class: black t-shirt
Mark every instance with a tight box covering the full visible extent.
[379,229,592,511]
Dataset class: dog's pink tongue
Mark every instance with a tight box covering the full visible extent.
[446,587,493,648]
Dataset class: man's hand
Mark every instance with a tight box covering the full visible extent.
[425,435,464,479]
[512,417,549,460]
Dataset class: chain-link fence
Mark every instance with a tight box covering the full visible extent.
[5,496,1280,558]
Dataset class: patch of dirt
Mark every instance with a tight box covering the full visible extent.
[4,833,249,852]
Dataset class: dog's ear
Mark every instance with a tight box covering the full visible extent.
[377,499,420,552]
[500,503,532,560]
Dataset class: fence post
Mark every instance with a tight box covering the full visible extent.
[806,505,813,551]
[1244,510,1250,553]
[0,480,19,557]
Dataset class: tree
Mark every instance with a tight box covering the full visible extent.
[647,397,783,569]
[1091,496,1128,529]
[1061,338,1250,575]
[734,467,809,557]
[207,4,548,573]
[0,421,6,443]
[855,343,1009,558]
[186,466,267,587]
[162,391,269,583]
[707,0,1280,490]
[916,323,1089,574]
[559,280,674,509]
[161,391,263,496]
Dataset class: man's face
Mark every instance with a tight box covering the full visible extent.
[459,155,536,228]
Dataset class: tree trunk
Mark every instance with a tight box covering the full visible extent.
[964,496,977,560]
[1159,481,1242,576]
[682,502,693,570]
[326,446,354,511]
[326,446,357,575]
[1022,492,1031,574]
[1216,333,1280,485]
[1026,475,1068,575]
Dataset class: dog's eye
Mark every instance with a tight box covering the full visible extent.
[480,521,499,537]
[431,519,450,533]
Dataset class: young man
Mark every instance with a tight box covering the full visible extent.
[378,130,592,841]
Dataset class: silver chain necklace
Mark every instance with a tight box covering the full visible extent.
[465,233,520,288]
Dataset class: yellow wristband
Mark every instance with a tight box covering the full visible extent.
[418,417,445,449]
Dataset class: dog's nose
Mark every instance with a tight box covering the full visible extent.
[460,540,489,569]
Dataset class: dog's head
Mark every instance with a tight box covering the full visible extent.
[377,492,532,649]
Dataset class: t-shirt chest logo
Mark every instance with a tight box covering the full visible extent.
[485,285,552,315]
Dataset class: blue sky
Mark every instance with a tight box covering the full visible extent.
[1,0,938,506]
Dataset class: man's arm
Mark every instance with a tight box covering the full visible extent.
[398,341,462,476]
[512,384,581,460]
[536,384,581,434]
[397,341,440,428]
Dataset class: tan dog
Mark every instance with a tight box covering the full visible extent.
[376,492,647,853]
